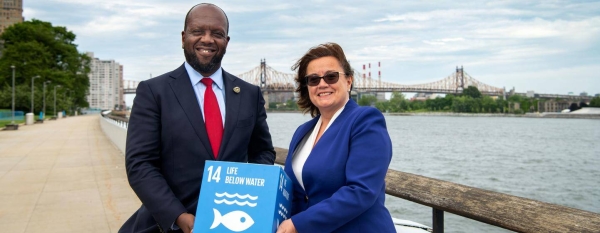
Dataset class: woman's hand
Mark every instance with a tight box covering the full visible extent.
[276,219,297,233]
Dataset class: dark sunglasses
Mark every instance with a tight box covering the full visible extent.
[305,72,346,86]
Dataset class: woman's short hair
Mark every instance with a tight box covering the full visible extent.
[291,42,354,117]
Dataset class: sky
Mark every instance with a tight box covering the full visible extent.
[23,0,600,106]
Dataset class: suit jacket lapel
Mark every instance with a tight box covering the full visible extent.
[289,116,319,156]
[219,70,241,160]
[169,64,214,159]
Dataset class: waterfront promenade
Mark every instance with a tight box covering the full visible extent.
[0,115,139,232]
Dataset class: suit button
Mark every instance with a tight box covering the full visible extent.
[304,195,308,202]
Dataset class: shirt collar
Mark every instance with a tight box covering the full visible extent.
[184,61,224,90]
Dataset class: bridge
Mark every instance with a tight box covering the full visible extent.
[122,61,585,100]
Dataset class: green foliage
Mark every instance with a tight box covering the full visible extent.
[425,96,452,111]
[590,96,600,107]
[286,99,298,109]
[1,119,25,127]
[462,86,482,98]
[481,96,497,113]
[374,101,390,112]
[358,95,377,106]
[452,96,482,113]
[268,102,278,109]
[388,92,409,112]
[0,19,90,113]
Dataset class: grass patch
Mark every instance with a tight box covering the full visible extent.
[0,119,25,128]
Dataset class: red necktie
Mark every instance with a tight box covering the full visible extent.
[201,78,223,159]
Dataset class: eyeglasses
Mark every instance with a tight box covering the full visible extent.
[305,72,346,86]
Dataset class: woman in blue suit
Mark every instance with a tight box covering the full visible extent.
[277,43,395,233]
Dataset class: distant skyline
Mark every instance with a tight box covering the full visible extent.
[23,1,600,105]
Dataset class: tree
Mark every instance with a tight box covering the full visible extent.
[375,101,390,112]
[358,95,377,106]
[481,96,497,113]
[462,86,482,99]
[388,92,407,112]
[285,99,298,110]
[268,102,278,109]
[0,19,90,115]
[590,96,600,107]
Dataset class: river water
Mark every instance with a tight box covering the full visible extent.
[265,112,600,233]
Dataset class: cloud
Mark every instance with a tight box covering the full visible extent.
[21,0,600,101]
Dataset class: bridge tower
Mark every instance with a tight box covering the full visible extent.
[260,59,269,109]
[455,66,465,93]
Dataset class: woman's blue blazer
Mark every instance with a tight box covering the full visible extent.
[283,100,395,233]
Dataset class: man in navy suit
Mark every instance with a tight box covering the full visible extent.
[119,3,275,233]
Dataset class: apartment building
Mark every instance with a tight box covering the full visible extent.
[0,0,23,35]
[86,52,124,111]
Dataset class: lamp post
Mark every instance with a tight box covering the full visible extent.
[54,85,61,118]
[10,65,15,124]
[67,89,73,115]
[43,81,51,119]
[63,88,69,116]
[31,75,40,114]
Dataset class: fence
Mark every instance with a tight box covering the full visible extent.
[99,114,600,232]
[0,110,25,121]
[99,114,128,154]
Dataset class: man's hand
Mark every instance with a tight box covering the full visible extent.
[276,219,297,233]
[176,213,195,233]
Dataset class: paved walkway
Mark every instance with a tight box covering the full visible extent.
[0,115,140,232]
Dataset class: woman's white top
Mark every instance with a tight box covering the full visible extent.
[292,103,347,190]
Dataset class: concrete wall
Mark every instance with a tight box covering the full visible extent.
[99,116,127,155]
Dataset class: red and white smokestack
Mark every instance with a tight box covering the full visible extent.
[378,61,381,78]
[378,62,381,88]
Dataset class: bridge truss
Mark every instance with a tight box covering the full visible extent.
[236,64,505,96]
[123,63,505,96]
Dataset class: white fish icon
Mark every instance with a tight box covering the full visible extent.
[210,208,255,232]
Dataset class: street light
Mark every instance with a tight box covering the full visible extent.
[63,88,70,116]
[10,65,15,124]
[54,85,61,118]
[43,81,51,119]
[31,75,40,114]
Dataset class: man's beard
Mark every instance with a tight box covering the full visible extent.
[184,48,226,74]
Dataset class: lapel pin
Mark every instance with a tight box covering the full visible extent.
[233,86,240,94]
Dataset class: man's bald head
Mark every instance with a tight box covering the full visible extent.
[184,3,229,34]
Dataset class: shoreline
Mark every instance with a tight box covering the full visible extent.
[266,110,600,119]
[385,112,600,119]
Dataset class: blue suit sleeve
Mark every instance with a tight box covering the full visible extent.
[291,108,392,232]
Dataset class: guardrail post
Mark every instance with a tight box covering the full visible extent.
[433,208,444,233]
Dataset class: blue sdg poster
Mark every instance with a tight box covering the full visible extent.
[194,161,292,232]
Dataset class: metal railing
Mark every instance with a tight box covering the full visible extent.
[98,115,600,232]
[103,114,129,129]
[272,148,600,233]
